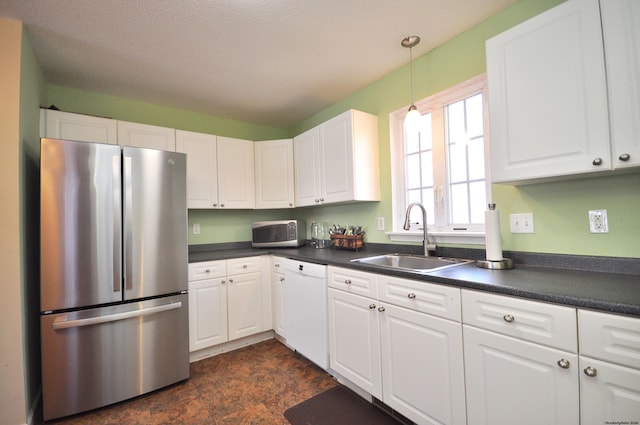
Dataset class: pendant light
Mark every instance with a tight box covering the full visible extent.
[402,35,421,133]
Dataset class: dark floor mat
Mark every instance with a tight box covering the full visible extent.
[284,385,403,425]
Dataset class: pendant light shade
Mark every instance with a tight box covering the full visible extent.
[402,35,421,133]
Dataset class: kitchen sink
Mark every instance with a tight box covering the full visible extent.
[351,254,472,273]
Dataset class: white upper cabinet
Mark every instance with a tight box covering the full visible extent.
[600,0,640,169]
[217,136,255,209]
[487,0,611,183]
[42,109,117,145]
[254,139,295,209]
[176,130,218,209]
[293,109,380,206]
[117,120,176,151]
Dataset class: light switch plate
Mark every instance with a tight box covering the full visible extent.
[509,213,534,233]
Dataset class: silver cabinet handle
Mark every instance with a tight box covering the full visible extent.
[279,277,285,282]
[52,301,182,330]
[378,306,386,312]
[204,268,211,273]
[320,198,325,202]
[221,280,226,284]
[592,158,603,166]
[619,153,631,161]
[584,366,597,377]
[213,203,218,207]
[503,314,515,323]
[369,304,376,309]
[243,264,248,269]
[228,278,233,283]
[408,293,416,299]
[344,279,352,285]
[557,359,570,369]
[275,263,280,267]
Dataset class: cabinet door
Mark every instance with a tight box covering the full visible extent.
[320,111,354,203]
[487,0,610,183]
[188,277,228,351]
[255,139,295,208]
[217,136,255,209]
[328,288,382,399]
[580,356,640,424]
[117,121,176,151]
[176,130,218,209]
[464,325,579,425]
[227,272,263,341]
[380,304,466,425]
[44,109,117,145]
[601,0,640,169]
[293,127,321,207]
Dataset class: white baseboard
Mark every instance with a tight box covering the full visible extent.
[189,330,275,363]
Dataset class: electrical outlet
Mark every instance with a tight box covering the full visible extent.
[509,213,534,233]
[589,210,608,233]
[377,217,385,231]
[193,223,201,235]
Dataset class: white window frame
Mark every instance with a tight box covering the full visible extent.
[388,74,491,245]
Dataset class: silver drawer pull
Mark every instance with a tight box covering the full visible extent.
[407,293,416,299]
[243,264,248,268]
[378,306,386,312]
[204,269,210,273]
[584,366,597,377]
[369,304,376,309]
[344,279,352,285]
[279,277,285,282]
[557,359,570,369]
[619,153,630,161]
[503,314,515,323]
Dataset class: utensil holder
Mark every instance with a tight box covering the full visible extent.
[330,234,364,251]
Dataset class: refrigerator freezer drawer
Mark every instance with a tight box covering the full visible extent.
[41,294,190,421]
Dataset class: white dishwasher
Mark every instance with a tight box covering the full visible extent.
[283,260,328,369]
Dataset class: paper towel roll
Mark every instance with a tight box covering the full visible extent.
[485,206,503,261]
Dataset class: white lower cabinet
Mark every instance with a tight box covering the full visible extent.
[188,257,268,353]
[463,326,579,425]
[328,266,465,425]
[462,289,581,425]
[578,310,640,424]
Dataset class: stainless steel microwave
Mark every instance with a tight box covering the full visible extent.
[252,220,306,248]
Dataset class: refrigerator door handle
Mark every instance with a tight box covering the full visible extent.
[113,155,122,293]
[51,301,182,330]
[123,156,133,291]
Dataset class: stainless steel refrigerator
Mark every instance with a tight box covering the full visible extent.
[40,138,190,421]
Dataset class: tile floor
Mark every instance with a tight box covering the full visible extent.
[44,339,338,425]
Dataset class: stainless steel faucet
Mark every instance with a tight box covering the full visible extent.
[403,202,436,257]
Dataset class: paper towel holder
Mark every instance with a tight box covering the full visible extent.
[476,258,514,269]
[477,203,514,269]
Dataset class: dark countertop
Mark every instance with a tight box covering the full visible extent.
[189,244,640,317]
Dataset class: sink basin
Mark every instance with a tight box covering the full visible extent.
[351,254,472,273]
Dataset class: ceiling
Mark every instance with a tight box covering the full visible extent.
[0,0,518,128]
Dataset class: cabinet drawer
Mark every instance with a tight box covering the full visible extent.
[227,256,262,275]
[188,260,226,281]
[579,309,640,369]
[328,266,378,298]
[462,290,577,352]
[379,275,461,322]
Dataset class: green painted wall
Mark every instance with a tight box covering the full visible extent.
[46,85,289,141]
[47,0,640,258]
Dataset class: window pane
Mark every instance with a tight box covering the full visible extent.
[419,113,433,151]
[447,101,465,146]
[406,127,420,154]
[421,151,434,187]
[422,188,435,225]
[448,142,467,183]
[469,182,486,224]
[466,94,483,138]
[468,137,485,180]
[450,183,469,224]
[407,189,421,204]
[406,153,420,189]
